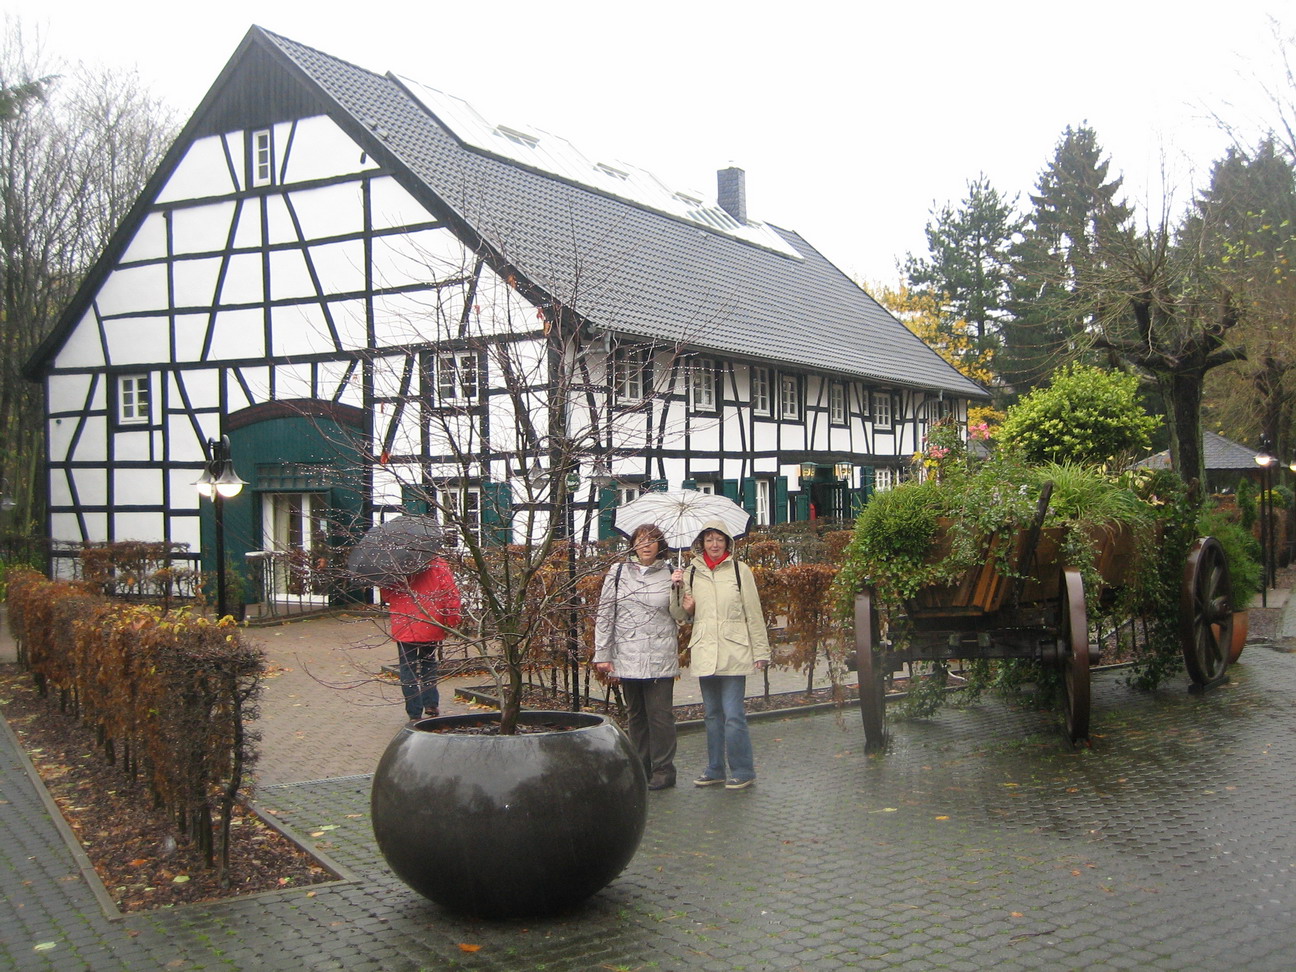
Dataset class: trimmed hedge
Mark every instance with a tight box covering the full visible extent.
[5,569,264,878]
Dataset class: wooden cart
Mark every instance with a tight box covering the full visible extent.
[852,484,1237,750]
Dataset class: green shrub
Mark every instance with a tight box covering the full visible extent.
[998,364,1159,465]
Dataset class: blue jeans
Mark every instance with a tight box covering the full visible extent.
[699,675,755,781]
[397,641,441,719]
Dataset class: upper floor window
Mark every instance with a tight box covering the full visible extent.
[751,367,772,417]
[779,374,800,421]
[117,374,151,425]
[926,398,952,423]
[874,467,895,492]
[691,358,717,412]
[437,351,478,401]
[829,381,847,425]
[252,129,273,187]
[872,391,893,428]
[613,347,649,403]
[692,481,716,494]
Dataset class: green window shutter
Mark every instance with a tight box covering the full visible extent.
[644,479,669,492]
[793,492,811,521]
[680,478,696,490]
[740,479,757,518]
[401,484,430,514]
[860,466,876,504]
[597,486,618,541]
[721,479,740,503]
[480,481,513,546]
[774,476,789,524]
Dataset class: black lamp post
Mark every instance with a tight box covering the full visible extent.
[1289,454,1296,566]
[1254,437,1275,607]
[195,435,246,619]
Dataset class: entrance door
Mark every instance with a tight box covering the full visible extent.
[262,492,331,603]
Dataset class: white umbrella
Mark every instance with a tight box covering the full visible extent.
[612,489,752,550]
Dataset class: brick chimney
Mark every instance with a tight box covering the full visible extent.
[717,166,747,224]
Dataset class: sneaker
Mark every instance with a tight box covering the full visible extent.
[725,778,755,790]
[693,775,725,787]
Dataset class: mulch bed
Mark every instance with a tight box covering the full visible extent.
[0,666,334,913]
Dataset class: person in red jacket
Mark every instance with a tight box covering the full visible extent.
[383,558,462,720]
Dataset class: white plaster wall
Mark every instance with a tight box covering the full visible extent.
[120,212,169,263]
[66,416,108,463]
[227,365,270,412]
[95,263,168,318]
[287,182,364,241]
[107,317,171,365]
[216,253,265,306]
[281,115,380,184]
[156,135,237,204]
[114,467,162,504]
[171,369,220,414]
[169,512,201,552]
[306,239,366,296]
[210,308,266,360]
[172,256,224,308]
[74,467,108,507]
[115,512,164,542]
[369,175,436,231]
[172,200,240,255]
[267,247,317,301]
[172,313,210,361]
[269,303,335,357]
[48,312,104,373]
[112,428,155,463]
[273,361,316,401]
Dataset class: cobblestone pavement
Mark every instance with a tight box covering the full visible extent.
[3,605,1296,969]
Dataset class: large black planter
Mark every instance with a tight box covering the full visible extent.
[371,710,647,918]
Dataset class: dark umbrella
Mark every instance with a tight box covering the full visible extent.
[347,514,446,586]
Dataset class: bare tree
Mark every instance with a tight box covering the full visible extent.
[0,16,175,536]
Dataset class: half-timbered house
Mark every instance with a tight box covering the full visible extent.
[25,26,987,608]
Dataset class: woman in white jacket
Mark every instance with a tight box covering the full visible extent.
[679,519,771,790]
[593,523,686,790]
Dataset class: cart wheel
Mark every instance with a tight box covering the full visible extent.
[854,590,886,751]
[1180,537,1233,686]
[1059,567,1090,744]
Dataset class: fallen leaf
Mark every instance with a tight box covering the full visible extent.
[458,943,482,953]
[935,815,949,821]
[1010,912,1025,918]
[172,875,190,884]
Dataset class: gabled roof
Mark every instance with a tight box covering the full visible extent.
[29,27,987,400]
[1134,431,1266,471]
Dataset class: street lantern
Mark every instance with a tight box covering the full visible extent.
[195,435,245,619]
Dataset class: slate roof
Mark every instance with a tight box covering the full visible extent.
[1134,431,1266,471]
[29,27,988,400]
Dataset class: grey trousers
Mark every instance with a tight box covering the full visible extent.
[622,677,677,786]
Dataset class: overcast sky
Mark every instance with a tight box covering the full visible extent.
[6,1,1291,283]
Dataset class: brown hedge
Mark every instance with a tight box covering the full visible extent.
[5,569,264,879]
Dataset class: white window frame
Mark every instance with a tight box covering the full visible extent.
[437,351,478,402]
[252,129,273,187]
[751,367,772,417]
[613,348,649,403]
[874,467,895,493]
[859,385,871,417]
[692,481,716,494]
[755,479,772,526]
[829,381,846,425]
[926,398,952,423]
[872,391,893,429]
[779,374,800,421]
[444,485,482,542]
[617,486,642,507]
[691,357,717,412]
[117,374,151,425]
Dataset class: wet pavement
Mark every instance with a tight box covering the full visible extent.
[2,601,1296,969]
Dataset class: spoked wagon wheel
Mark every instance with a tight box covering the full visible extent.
[1180,537,1234,686]
[1058,567,1090,744]
[854,590,887,751]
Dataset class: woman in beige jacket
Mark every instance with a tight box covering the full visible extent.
[679,519,770,789]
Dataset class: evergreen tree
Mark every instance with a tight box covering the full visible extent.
[1000,125,1133,394]
[903,174,1021,349]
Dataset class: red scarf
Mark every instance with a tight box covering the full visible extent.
[703,550,730,570]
